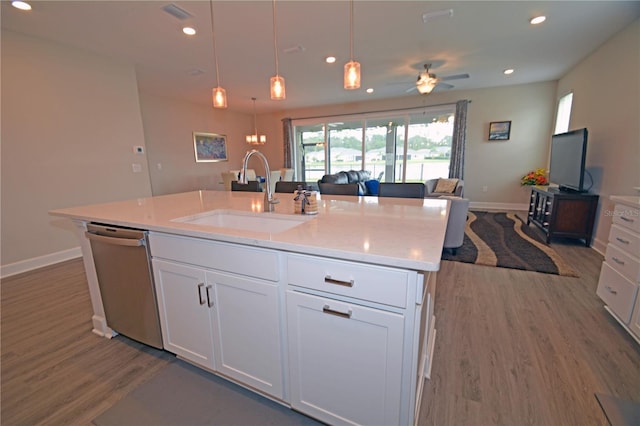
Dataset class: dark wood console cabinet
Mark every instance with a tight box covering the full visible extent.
[527,187,599,246]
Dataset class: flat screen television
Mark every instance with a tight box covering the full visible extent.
[548,128,588,192]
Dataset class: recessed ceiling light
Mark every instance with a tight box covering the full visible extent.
[11,1,32,10]
[504,69,514,75]
[422,9,453,23]
[325,56,336,64]
[182,26,196,36]
[366,88,374,94]
[530,16,546,25]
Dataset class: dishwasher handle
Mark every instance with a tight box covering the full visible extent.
[85,231,144,247]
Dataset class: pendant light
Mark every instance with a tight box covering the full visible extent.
[209,0,227,108]
[246,98,266,145]
[270,0,286,100]
[344,0,361,90]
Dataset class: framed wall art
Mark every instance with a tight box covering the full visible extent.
[488,121,511,141]
[193,132,228,162]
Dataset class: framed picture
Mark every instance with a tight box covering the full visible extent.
[193,132,228,162]
[488,121,511,141]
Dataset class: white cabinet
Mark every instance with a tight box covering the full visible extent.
[208,271,283,398]
[150,233,284,399]
[153,259,216,370]
[287,291,405,426]
[285,253,431,426]
[596,198,640,343]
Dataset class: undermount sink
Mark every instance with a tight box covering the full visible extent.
[172,209,311,233]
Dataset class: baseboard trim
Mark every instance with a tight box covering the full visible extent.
[1,247,82,279]
[469,201,529,212]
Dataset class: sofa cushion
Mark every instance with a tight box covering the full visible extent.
[434,178,459,194]
[321,171,349,184]
[365,180,380,195]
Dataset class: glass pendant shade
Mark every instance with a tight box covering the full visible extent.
[344,61,361,90]
[416,77,437,94]
[212,87,227,108]
[270,75,286,100]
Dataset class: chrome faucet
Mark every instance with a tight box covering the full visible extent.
[239,149,279,212]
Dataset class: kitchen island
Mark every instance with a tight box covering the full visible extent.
[50,190,450,426]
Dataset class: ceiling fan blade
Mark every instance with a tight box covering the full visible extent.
[439,73,469,81]
[433,82,454,91]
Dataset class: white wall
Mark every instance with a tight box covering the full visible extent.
[139,93,282,195]
[262,80,557,209]
[1,30,152,271]
[557,19,639,251]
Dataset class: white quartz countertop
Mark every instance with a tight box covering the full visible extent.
[50,190,450,271]
[611,195,640,208]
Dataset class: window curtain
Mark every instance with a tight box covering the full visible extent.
[449,99,469,179]
[282,118,294,169]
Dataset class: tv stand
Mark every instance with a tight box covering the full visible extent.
[527,186,599,246]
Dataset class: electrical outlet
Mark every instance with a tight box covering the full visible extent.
[132,163,142,173]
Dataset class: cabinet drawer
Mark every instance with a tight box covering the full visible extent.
[609,224,640,256]
[596,262,638,323]
[149,232,279,281]
[605,243,640,283]
[612,204,640,233]
[287,254,409,308]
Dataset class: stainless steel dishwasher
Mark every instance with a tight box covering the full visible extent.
[85,223,163,349]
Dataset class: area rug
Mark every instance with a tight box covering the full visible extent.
[441,211,579,277]
[93,359,321,426]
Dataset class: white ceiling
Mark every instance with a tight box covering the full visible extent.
[2,1,639,113]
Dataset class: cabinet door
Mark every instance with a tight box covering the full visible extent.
[208,271,284,399]
[287,290,404,426]
[153,259,215,370]
[629,292,640,340]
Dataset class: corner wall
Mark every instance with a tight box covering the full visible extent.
[557,19,639,252]
[1,30,152,274]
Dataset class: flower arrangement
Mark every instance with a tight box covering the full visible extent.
[521,168,549,186]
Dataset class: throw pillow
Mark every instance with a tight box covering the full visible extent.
[434,178,459,194]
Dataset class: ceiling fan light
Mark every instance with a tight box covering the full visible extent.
[344,61,361,90]
[417,77,437,94]
[270,75,286,100]
[212,87,227,108]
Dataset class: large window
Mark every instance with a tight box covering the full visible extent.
[293,105,455,184]
[554,92,573,134]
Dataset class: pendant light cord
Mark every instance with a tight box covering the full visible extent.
[209,0,221,87]
[349,0,354,61]
[272,0,279,76]
[252,97,258,135]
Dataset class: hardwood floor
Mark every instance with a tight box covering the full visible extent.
[1,241,639,425]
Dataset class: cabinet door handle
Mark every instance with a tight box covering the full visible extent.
[605,285,618,295]
[324,275,354,287]
[197,283,205,305]
[611,257,625,265]
[615,237,630,245]
[206,285,214,308]
[322,304,352,319]
[619,216,634,223]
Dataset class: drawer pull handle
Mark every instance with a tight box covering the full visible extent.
[197,283,205,305]
[615,237,630,245]
[619,216,634,223]
[322,305,352,319]
[611,257,625,265]
[324,276,354,287]
[605,286,618,295]
[206,285,214,308]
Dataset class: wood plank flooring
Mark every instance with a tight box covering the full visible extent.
[2,240,639,425]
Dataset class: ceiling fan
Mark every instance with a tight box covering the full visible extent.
[407,64,469,94]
